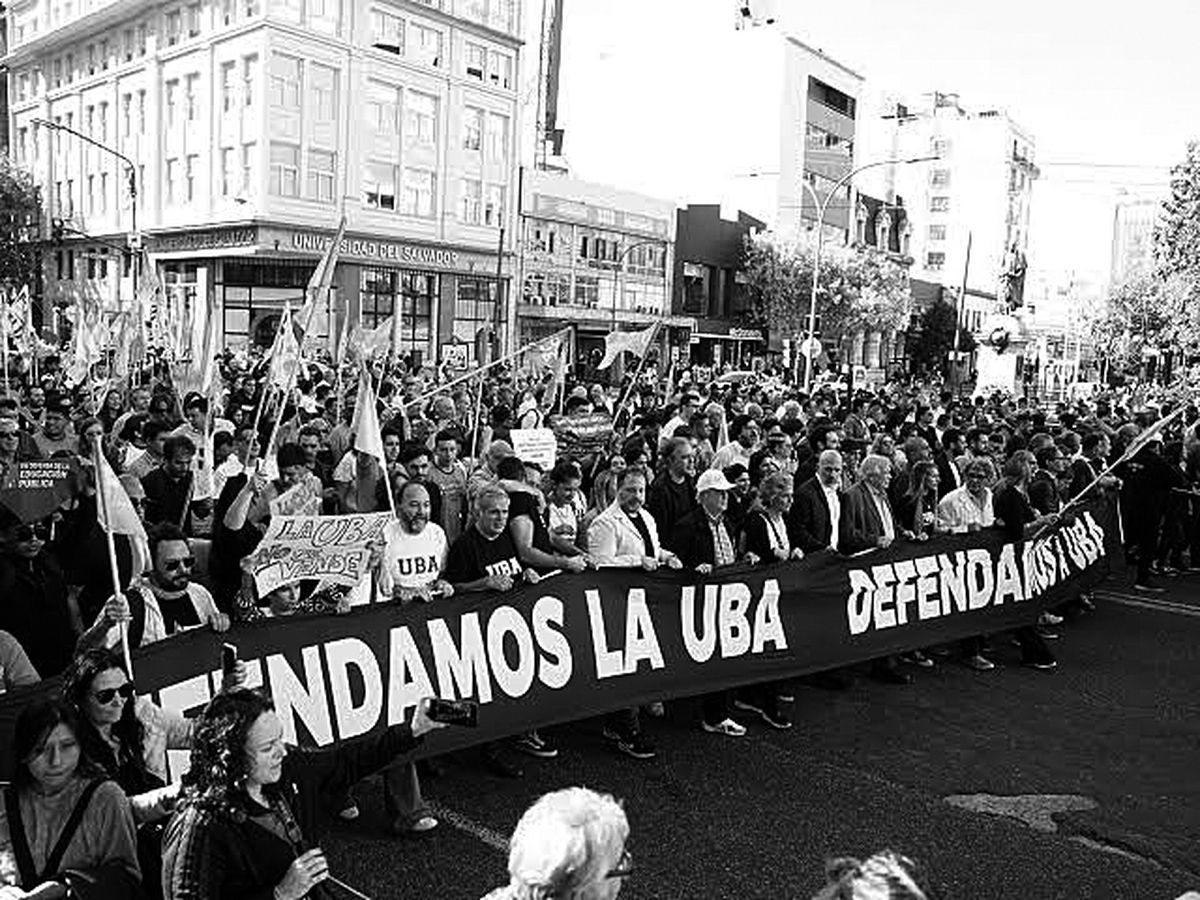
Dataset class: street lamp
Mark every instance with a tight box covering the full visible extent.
[803,155,939,392]
[33,117,138,242]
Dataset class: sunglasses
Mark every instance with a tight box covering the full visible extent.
[163,556,196,572]
[92,683,135,704]
[607,848,634,880]
[14,523,50,541]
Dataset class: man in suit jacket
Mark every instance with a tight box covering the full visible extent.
[587,468,681,760]
[838,454,913,684]
[935,428,966,499]
[665,470,760,734]
[840,454,899,554]
[789,449,843,553]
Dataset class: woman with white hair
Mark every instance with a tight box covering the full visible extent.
[482,787,631,900]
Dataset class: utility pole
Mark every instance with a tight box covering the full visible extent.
[950,231,973,395]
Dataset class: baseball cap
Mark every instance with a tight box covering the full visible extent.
[696,469,735,495]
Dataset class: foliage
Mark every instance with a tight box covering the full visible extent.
[908,297,976,375]
[742,231,912,345]
[0,156,43,293]
[1087,274,1185,374]
[1156,140,1200,299]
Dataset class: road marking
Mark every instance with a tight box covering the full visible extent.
[1093,590,1200,617]
[427,800,509,853]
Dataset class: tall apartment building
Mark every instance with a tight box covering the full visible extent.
[1110,191,1165,287]
[860,92,1039,334]
[4,0,523,364]
[517,168,688,368]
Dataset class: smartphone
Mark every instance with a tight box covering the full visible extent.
[425,697,479,728]
[221,643,238,678]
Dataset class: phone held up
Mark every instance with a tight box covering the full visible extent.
[425,697,479,728]
[221,643,238,678]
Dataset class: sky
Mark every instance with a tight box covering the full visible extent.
[543,0,1199,285]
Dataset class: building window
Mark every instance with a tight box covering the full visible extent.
[930,169,951,188]
[928,224,947,241]
[165,158,179,205]
[66,54,74,83]
[931,137,951,157]
[404,91,437,146]
[166,9,182,45]
[137,24,147,55]
[487,50,512,89]
[929,196,950,213]
[87,44,96,75]
[269,143,300,197]
[465,42,486,80]
[463,106,483,151]
[926,251,945,271]
[309,0,341,36]
[165,80,179,128]
[87,175,96,215]
[460,178,482,224]
[371,9,404,52]
[367,81,400,133]
[99,173,108,213]
[185,73,200,121]
[409,22,441,67]
[185,154,198,201]
[308,63,338,124]
[221,0,236,25]
[307,150,335,201]
[485,112,508,164]
[363,161,396,209]
[137,90,147,133]
[100,39,109,69]
[221,148,237,196]
[277,0,302,22]
[402,168,435,217]
[483,184,505,226]
[269,53,302,110]
[122,28,135,60]
[454,278,496,347]
[575,274,600,306]
[187,1,202,36]
[221,62,237,111]
[241,142,256,193]
[360,269,435,354]
[243,55,259,107]
[121,93,132,137]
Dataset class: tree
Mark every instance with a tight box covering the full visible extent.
[908,298,976,375]
[0,156,43,295]
[1087,274,1184,379]
[1156,141,1200,301]
[742,231,912,348]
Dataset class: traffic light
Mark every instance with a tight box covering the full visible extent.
[50,218,65,245]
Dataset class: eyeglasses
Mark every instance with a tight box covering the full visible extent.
[0,431,18,439]
[163,556,195,572]
[92,683,135,704]
[14,523,50,541]
[606,848,634,880]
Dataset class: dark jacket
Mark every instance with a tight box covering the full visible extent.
[839,482,896,554]
[163,724,423,900]
[741,509,792,562]
[934,452,962,498]
[666,507,734,571]
[647,471,697,540]
[788,476,836,553]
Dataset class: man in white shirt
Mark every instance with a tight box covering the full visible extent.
[709,414,760,472]
[658,392,701,454]
[379,481,453,602]
[790,449,843,553]
[936,459,995,534]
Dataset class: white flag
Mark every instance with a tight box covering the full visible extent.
[352,369,386,465]
[597,324,657,370]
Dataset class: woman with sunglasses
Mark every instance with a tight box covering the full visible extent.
[482,787,631,900]
[163,689,443,900]
[0,511,77,679]
[0,699,142,898]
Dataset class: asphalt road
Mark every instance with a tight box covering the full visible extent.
[321,565,1200,900]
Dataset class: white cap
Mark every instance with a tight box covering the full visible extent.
[696,469,735,495]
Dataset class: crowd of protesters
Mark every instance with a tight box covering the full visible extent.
[0,340,1194,899]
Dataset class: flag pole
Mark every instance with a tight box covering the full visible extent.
[92,434,133,678]
[611,322,661,431]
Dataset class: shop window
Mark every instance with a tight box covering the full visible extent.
[359,268,435,354]
[453,278,497,351]
[574,274,599,307]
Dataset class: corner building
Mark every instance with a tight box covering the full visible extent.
[4,0,523,365]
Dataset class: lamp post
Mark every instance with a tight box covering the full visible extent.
[802,155,939,392]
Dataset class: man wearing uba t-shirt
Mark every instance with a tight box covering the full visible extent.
[443,484,541,778]
[380,481,452,603]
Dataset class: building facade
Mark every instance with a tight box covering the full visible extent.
[517,168,690,370]
[4,0,524,365]
[673,204,764,368]
[1110,191,1165,287]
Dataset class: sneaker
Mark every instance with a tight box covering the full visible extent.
[393,815,439,836]
[760,706,793,730]
[899,650,935,668]
[481,749,524,779]
[337,802,360,821]
[643,701,666,718]
[964,654,996,671]
[702,717,748,737]
[513,731,558,759]
[1133,582,1166,593]
[732,698,766,717]
[607,730,657,760]
[1036,626,1061,640]
[1038,611,1064,626]
[776,691,795,703]
[1023,654,1058,671]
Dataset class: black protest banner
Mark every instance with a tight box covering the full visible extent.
[0,498,1117,776]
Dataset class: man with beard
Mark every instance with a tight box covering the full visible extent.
[141,434,213,533]
[381,481,453,603]
[78,523,230,651]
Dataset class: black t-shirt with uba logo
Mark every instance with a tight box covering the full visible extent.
[444,525,523,586]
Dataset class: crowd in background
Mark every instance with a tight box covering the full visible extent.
[0,340,1194,899]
